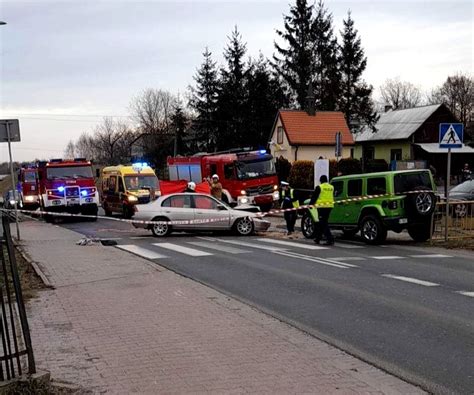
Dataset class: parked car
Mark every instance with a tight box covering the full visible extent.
[3,190,23,210]
[301,170,436,244]
[132,193,271,237]
[449,180,474,218]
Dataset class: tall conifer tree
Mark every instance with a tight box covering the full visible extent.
[339,11,377,131]
[188,47,219,151]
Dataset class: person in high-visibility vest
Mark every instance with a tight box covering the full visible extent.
[309,175,335,245]
[280,181,299,236]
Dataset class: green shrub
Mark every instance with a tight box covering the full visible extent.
[329,158,362,178]
[288,160,314,189]
[275,156,292,182]
[365,159,389,173]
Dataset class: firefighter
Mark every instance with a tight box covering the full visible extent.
[309,175,335,245]
[280,181,299,236]
[184,181,196,193]
[209,174,223,200]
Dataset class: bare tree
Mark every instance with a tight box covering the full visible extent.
[64,140,76,158]
[379,78,422,110]
[437,73,473,127]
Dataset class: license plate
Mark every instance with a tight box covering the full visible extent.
[67,199,79,206]
[399,218,408,224]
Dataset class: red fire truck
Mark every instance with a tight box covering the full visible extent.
[36,158,99,218]
[167,149,280,209]
[18,166,40,210]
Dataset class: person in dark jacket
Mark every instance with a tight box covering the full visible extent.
[184,181,196,193]
[280,181,299,236]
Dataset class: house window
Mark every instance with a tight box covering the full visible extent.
[277,126,284,145]
[363,146,374,160]
[391,149,402,161]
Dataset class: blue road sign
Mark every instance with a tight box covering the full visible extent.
[439,123,463,148]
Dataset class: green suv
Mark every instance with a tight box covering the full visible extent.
[301,170,437,244]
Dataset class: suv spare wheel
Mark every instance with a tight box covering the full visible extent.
[405,188,436,217]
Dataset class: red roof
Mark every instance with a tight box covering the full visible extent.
[278,110,354,146]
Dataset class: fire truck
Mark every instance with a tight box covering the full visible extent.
[36,158,99,219]
[18,166,40,210]
[167,149,279,209]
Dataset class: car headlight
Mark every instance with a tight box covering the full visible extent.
[9,200,16,206]
[25,195,35,202]
[240,197,249,204]
[273,184,278,190]
[128,195,138,202]
[273,191,279,200]
[240,190,246,195]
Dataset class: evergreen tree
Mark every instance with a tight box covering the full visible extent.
[273,0,315,109]
[338,11,377,131]
[246,54,289,148]
[170,100,189,156]
[312,0,340,111]
[188,47,219,152]
[216,26,248,150]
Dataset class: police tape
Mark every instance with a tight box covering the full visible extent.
[257,189,437,217]
[0,208,254,226]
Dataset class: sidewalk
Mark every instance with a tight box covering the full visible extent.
[18,219,424,394]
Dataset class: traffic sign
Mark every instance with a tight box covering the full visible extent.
[0,119,20,142]
[439,123,463,148]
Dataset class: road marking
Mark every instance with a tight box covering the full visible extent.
[334,242,364,249]
[409,254,453,258]
[331,257,365,261]
[198,237,285,251]
[116,245,167,260]
[187,241,250,254]
[456,291,474,298]
[258,238,329,250]
[152,243,213,257]
[373,256,404,260]
[273,250,357,269]
[130,236,153,240]
[381,274,439,287]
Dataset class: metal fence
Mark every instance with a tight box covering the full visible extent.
[0,213,35,380]
[432,200,474,240]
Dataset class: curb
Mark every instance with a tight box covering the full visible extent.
[14,243,55,289]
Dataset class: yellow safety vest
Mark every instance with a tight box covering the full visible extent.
[316,183,335,208]
[282,188,300,209]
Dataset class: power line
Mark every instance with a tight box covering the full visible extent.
[1,113,131,118]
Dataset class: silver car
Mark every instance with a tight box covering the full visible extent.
[132,193,271,237]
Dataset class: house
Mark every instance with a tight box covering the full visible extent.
[353,104,474,176]
[269,108,354,162]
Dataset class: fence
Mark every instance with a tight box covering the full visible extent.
[431,200,474,240]
[0,213,35,380]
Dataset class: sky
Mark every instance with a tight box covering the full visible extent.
[0,0,472,162]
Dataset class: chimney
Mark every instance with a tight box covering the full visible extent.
[305,83,316,116]
[384,104,392,113]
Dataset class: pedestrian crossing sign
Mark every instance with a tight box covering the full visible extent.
[439,123,463,148]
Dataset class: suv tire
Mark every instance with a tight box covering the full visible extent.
[301,211,315,239]
[407,221,433,242]
[405,188,436,218]
[360,214,387,244]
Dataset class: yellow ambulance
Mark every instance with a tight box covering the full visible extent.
[101,163,160,218]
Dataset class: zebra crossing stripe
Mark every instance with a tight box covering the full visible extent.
[257,238,328,250]
[116,245,167,260]
[152,243,213,257]
[187,241,249,254]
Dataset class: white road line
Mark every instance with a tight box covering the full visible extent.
[198,237,285,251]
[130,236,153,240]
[274,250,358,269]
[409,254,453,258]
[187,241,249,254]
[331,257,365,261]
[334,243,364,249]
[152,243,213,257]
[373,256,404,260]
[381,274,439,287]
[258,238,329,250]
[456,291,474,298]
[116,245,167,260]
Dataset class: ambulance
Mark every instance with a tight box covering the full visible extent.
[101,163,159,218]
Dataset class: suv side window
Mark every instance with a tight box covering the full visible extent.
[367,177,386,195]
[347,179,362,197]
[332,181,344,198]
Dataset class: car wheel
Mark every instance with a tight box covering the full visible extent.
[301,211,315,239]
[151,216,171,237]
[234,217,254,236]
[407,221,433,242]
[360,215,387,244]
[406,188,436,217]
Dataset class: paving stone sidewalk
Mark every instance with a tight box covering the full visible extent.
[19,220,424,394]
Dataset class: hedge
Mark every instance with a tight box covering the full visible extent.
[288,160,314,190]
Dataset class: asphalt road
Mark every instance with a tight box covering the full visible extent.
[61,215,474,394]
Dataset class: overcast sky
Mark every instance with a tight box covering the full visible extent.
[0,0,472,162]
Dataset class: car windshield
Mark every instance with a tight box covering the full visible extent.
[46,166,93,180]
[235,159,276,180]
[394,172,433,194]
[24,172,36,182]
[124,175,158,190]
[451,180,474,193]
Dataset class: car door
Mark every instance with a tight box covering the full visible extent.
[342,178,363,225]
[193,195,231,230]
[160,195,194,230]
